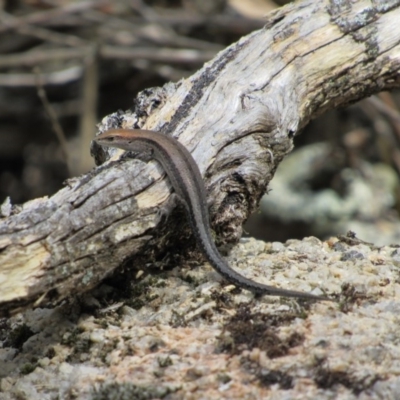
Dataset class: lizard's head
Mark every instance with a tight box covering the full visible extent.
[94,129,136,151]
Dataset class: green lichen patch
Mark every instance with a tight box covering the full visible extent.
[20,362,37,375]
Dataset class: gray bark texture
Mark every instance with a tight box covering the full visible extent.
[1,0,400,315]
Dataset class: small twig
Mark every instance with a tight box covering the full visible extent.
[360,96,400,184]
[84,9,223,51]
[0,11,85,47]
[124,13,265,35]
[129,0,163,23]
[101,46,218,65]
[0,65,83,86]
[76,46,98,175]
[0,48,89,68]
[365,96,400,126]
[34,67,71,176]
[0,45,217,70]
[0,0,111,33]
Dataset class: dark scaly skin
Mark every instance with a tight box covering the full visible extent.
[95,129,329,301]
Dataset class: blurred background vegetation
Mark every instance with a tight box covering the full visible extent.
[1,0,400,245]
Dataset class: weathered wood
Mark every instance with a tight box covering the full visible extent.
[1,0,400,315]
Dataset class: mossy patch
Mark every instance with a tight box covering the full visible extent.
[313,362,381,395]
[4,323,34,349]
[91,382,176,400]
[217,304,304,357]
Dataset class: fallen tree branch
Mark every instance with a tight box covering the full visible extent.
[1,0,400,315]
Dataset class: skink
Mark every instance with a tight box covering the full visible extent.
[95,129,328,301]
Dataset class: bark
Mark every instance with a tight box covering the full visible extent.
[1,0,400,315]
